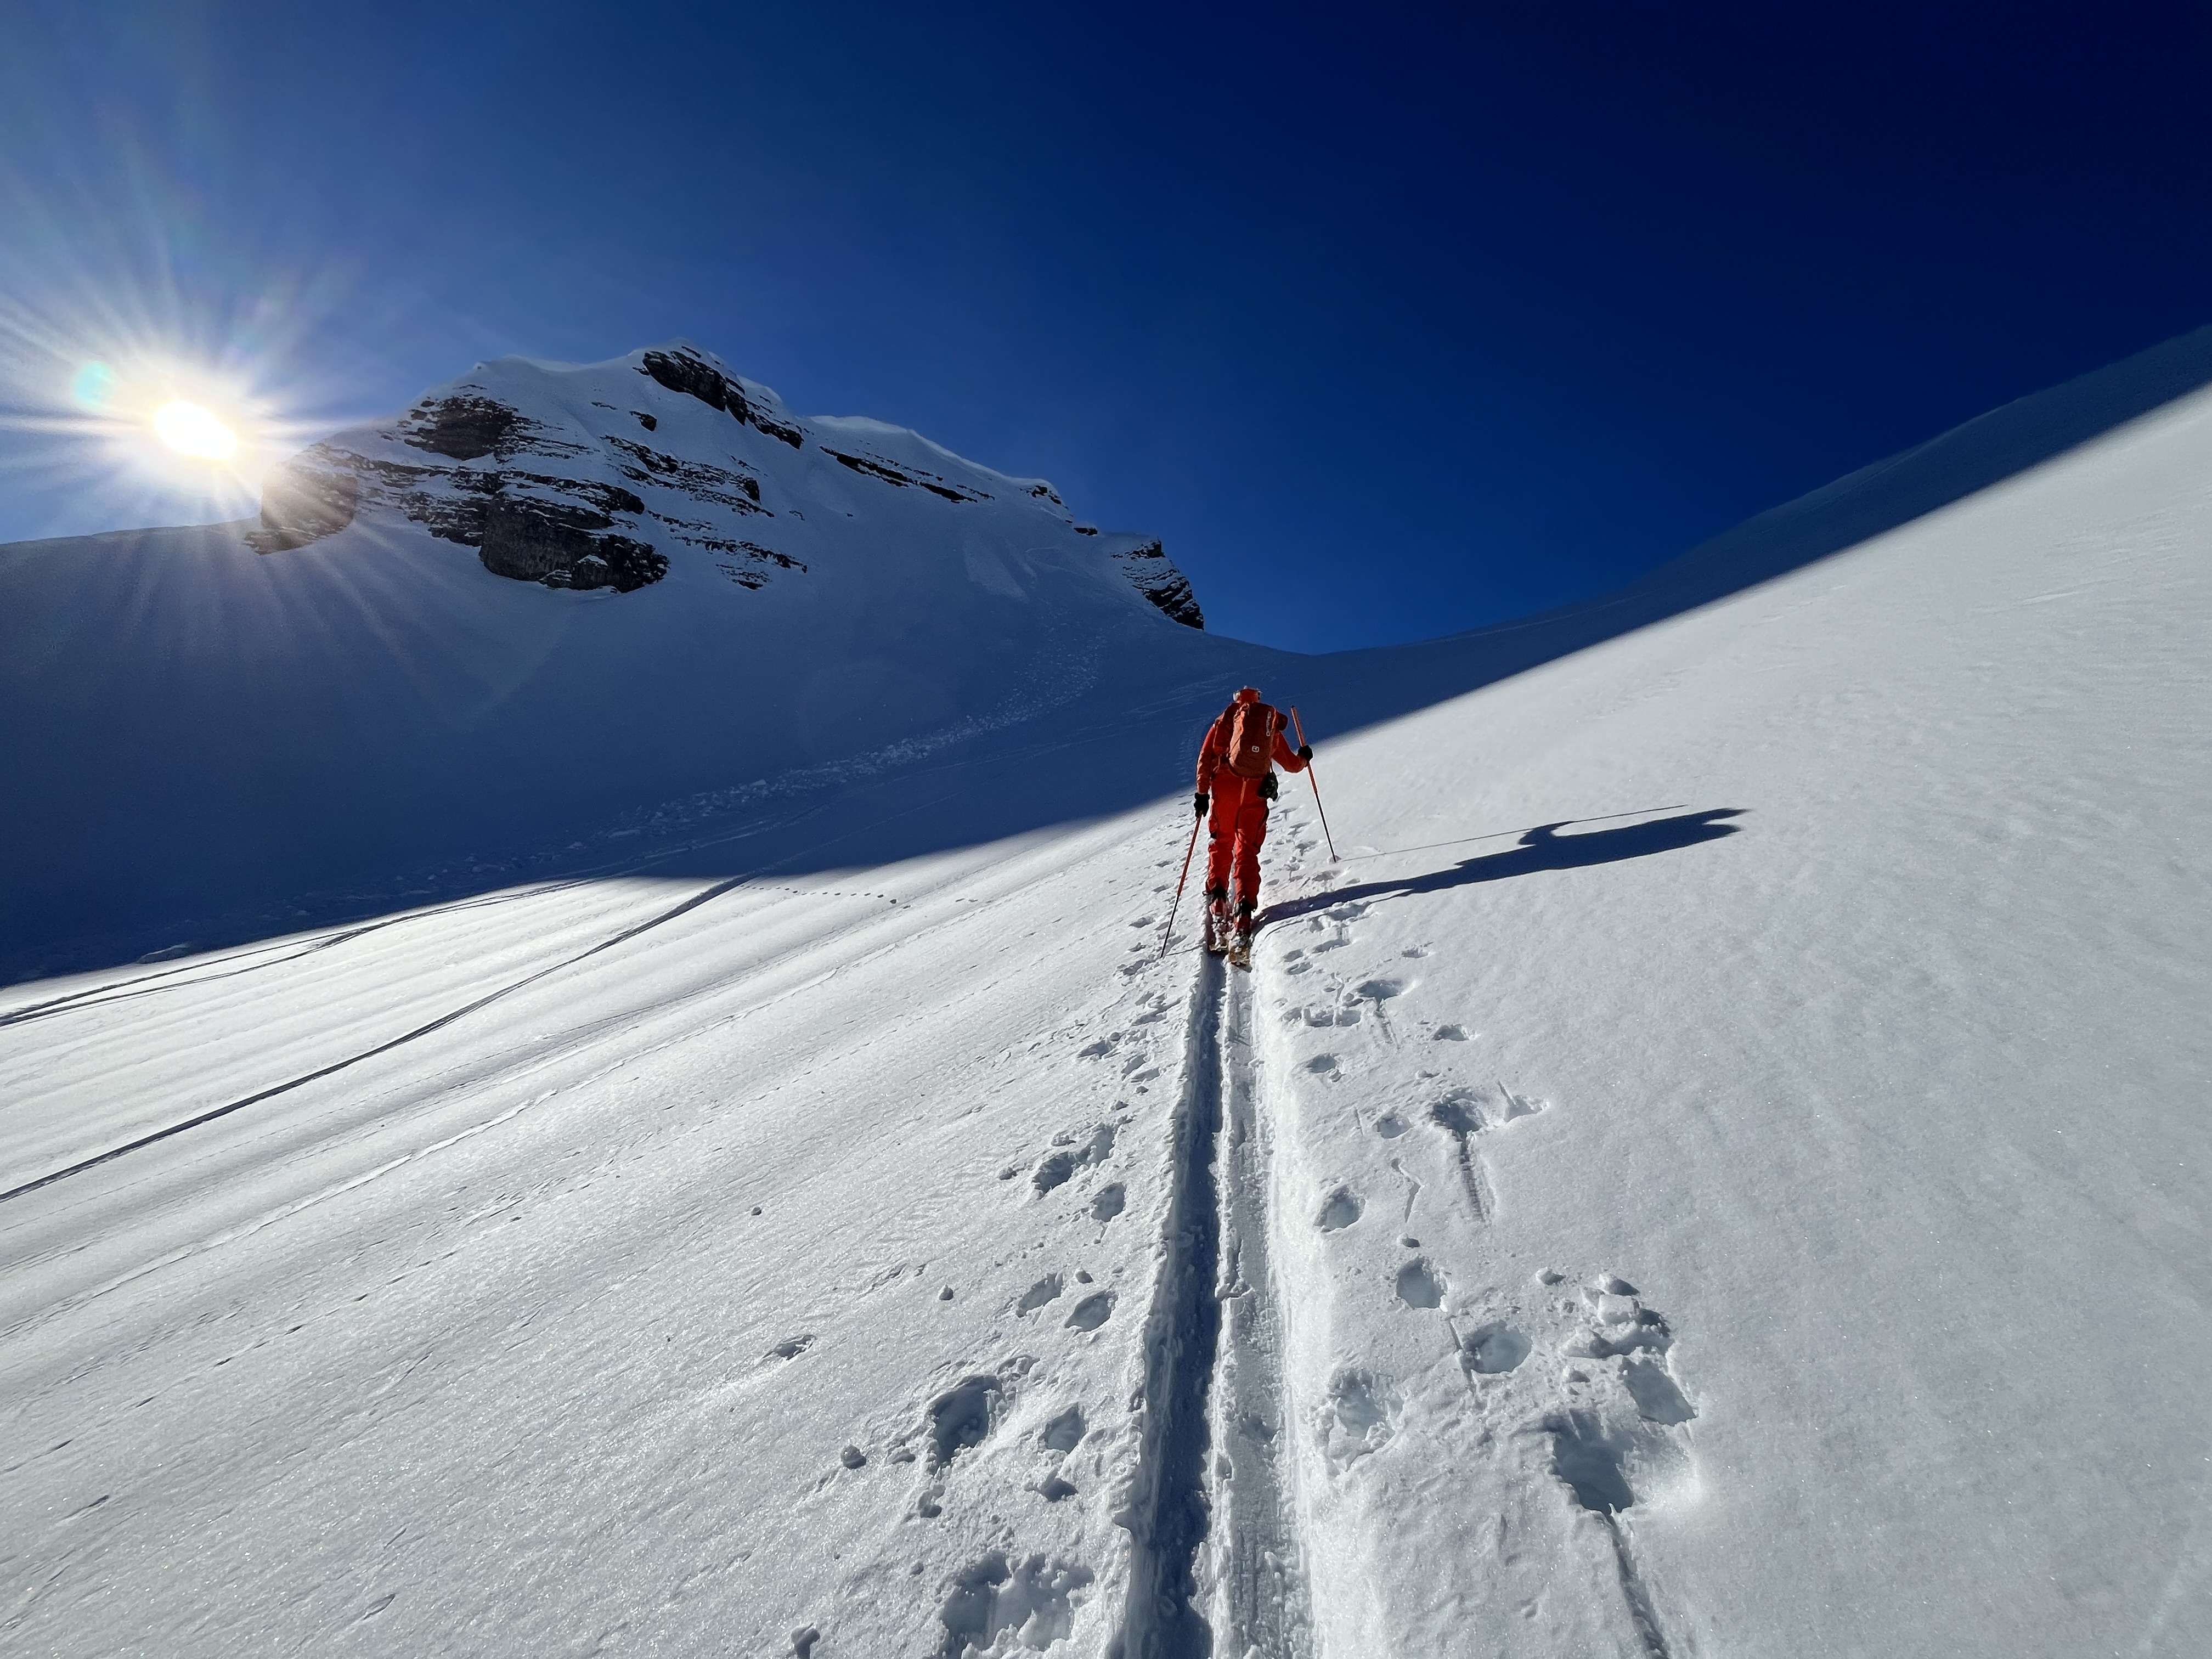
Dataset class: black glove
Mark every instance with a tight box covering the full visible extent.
[1297,744,1313,761]
[1258,771,1279,801]
[1194,792,1209,819]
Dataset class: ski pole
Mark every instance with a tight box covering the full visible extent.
[1159,808,1204,959]
[1288,706,1340,862]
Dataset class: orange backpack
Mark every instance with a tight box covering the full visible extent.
[1222,701,1280,779]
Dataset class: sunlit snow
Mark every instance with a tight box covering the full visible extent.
[2,331,2207,1658]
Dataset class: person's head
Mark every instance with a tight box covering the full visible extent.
[1234,687,1261,704]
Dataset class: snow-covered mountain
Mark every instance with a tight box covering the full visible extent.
[0,343,1225,982]
[2,331,2207,1659]
[252,341,1203,626]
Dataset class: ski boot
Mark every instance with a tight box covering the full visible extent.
[1227,901,1257,968]
[1202,887,1229,955]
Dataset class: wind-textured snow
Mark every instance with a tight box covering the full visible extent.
[2,332,2208,1658]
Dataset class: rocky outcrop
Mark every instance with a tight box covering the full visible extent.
[245,341,1188,618]
[248,456,359,552]
[478,499,668,591]
[249,434,669,592]
[401,394,582,462]
[1110,539,1205,629]
[602,436,763,512]
[640,346,805,447]
[823,447,989,503]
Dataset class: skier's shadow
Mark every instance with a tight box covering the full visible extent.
[1262,808,1748,928]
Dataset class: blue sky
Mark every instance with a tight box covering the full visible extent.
[2,2,2206,650]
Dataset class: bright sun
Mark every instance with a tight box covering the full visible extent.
[153,399,239,461]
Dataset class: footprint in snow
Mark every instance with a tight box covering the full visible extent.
[1090,1183,1125,1223]
[1316,1188,1363,1231]
[1430,1096,1480,1136]
[1373,1111,1412,1139]
[1622,1358,1696,1425]
[926,1374,1005,1470]
[1546,1410,1637,1515]
[1041,1406,1086,1452]
[936,1553,1094,1657]
[1017,1274,1064,1315]
[1428,1094,1493,1219]
[1450,1263,1699,1556]
[1064,1292,1113,1331]
[1034,1124,1116,1194]
[1460,1323,1531,1374]
[1395,1259,1445,1309]
[1567,1277,1685,1381]
[1321,1367,1396,1471]
[1514,1275,1700,1531]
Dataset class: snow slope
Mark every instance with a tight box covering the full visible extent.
[0,342,1215,982]
[2,336,2208,1657]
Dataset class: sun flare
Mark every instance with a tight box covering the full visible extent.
[153,399,239,461]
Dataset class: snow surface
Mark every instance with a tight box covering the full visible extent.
[2,333,2209,1657]
[0,342,1212,983]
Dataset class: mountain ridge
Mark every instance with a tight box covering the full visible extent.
[249,338,1206,625]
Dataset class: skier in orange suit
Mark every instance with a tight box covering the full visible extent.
[1193,687,1311,957]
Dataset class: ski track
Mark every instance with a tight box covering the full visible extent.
[0,869,768,1204]
[1,831,1148,1324]
[1116,954,1225,1659]
[1210,953,1313,1656]
[1116,803,1704,1659]
[1,788,1045,1210]
[1118,843,1314,1658]
[0,879,600,1029]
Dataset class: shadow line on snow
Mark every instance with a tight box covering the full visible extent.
[5,325,2207,983]
[1261,809,1748,928]
[0,866,768,1206]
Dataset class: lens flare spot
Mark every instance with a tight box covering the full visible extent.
[154,400,238,461]
[71,361,117,410]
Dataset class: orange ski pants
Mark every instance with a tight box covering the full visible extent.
[1204,772,1271,912]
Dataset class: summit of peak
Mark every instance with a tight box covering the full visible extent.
[241,340,1205,626]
